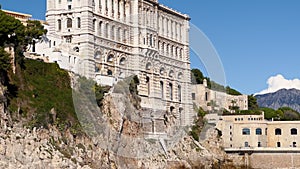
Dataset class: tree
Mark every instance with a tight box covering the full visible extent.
[260,107,283,120]
[0,10,47,50]
[191,68,212,88]
[191,68,205,84]
[226,86,242,95]
[0,48,11,72]
[278,107,300,121]
[248,94,258,110]
[0,10,25,47]
[24,20,47,48]
[0,48,11,84]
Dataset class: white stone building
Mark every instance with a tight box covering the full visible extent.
[31,0,193,127]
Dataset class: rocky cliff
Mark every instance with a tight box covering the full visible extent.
[0,77,245,169]
[256,88,300,112]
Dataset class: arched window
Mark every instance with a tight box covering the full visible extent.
[58,19,62,31]
[105,0,108,10]
[160,68,165,75]
[111,0,114,13]
[167,44,170,54]
[146,76,150,96]
[178,85,181,102]
[93,19,96,32]
[95,66,100,72]
[117,27,121,41]
[149,34,153,47]
[146,62,151,70]
[117,0,121,15]
[99,21,103,36]
[179,108,183,125]
[107,54,114,62]
[256,128,262,135]
[119,57,125,65]
[275,128,282,135]
[169,83,173,101]
[107,69,113,76]
[244,142,249,147]
[242,128,250,135]
[67,18,72,28]
[123,29,127,43]
[180,49,183,58]
[170,106,174,113]
[73,46,79,52]
[111,25,115,40]
[94,51,101,59]
[77,17,81,28]
[169,70,174,78]
[160,81,164,99]
[105,23,109,38]
[291,128,297,135]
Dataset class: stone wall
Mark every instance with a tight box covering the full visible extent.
[229,152,300,169]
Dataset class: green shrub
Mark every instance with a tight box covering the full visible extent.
[8,59,83,135]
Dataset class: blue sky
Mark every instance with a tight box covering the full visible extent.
[1,0,300,95]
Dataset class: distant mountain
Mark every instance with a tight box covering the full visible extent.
[256,88,300,112]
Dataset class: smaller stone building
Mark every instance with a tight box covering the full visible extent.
[217,112,300,149]
[191,81,248,112]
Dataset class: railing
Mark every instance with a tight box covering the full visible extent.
[225,147,300,153]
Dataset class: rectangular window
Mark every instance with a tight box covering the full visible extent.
[58,20,62,31]
[32,40,36,52]
[77,18,81,28]
[178,85,181,102]
[192,93,195,100]
[256,128,262,135]
[242,128,250,135]
[68,5,72,10]
[277,142,281,147]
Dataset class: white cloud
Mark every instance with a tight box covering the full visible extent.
[256,74,300,95]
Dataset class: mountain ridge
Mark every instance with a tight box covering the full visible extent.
[256,88,300,112]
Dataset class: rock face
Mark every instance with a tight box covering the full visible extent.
[256,88,300,112]
[0,82,243,168]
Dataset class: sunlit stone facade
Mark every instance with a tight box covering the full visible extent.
[42,0,193,126]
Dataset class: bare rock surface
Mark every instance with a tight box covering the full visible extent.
[0,83,243,169]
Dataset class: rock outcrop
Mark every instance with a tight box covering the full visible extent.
[0,81,243,169]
